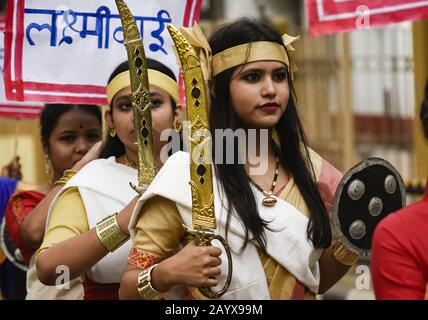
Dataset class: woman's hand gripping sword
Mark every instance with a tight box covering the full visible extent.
[167,24,232,299]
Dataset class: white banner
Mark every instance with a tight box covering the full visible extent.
[0,19,44,118]
[4,0,202,104]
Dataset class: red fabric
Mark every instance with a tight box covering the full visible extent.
[127,246,160,270]
[274,183,287,197]
[82,280,119,300]
[5,190,45,266]
[290,280,306,300]
[306,0,428,36]
[318,159,343,216]
[371,182,428,300]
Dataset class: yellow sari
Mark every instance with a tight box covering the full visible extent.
[130,149,342,300]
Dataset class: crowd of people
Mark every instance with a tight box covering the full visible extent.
[0,16,426,301]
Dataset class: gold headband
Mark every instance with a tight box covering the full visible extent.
[106,69,178,104]
[212,41,290,77]
[178,23,299,79]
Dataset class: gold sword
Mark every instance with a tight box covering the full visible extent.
[115,0,156,193]
[167,24,232,299]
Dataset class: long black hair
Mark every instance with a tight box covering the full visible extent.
[209,19,332,251]
[40,104,102,149]
[100,58,178,159]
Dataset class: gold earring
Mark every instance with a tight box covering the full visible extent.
[174,121,182,133]
[110,128,117,137]
[44,154,52,175]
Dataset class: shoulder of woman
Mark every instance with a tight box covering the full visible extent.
[305,147,342,179]
[6,189,44,225]
[10,189,45,203]
[79,157,115,170]
[303,146,324,177]
[70,157,116,180]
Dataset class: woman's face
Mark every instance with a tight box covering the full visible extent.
[107,84,178,157]
[46,109,102,175]
[229,60,290,129]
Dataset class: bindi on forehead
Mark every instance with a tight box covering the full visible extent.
[80,124,84,129]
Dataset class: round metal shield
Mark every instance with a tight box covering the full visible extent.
[332,158,406,256]
[0,217,28,271]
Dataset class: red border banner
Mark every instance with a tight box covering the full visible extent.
[306,0,428,36]
[0,103,43,119]
[3,0,203,104]
[0,18,43,118]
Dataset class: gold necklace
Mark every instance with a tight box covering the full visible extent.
[249,146,280,207]
[124,155,137,169]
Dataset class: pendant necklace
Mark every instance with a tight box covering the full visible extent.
[250,146,280,207]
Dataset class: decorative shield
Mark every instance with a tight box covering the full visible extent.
[0,217,28,271]
[332,158,406,256]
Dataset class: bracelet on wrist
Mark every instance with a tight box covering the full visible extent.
[95,213,130,252]
[137,264,163,300]
[332,238,359,266]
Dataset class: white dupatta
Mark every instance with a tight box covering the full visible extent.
[129,151,322,299]
[47,157,138,283]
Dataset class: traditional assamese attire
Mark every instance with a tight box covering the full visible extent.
[6,190,45,266]
[128,149,342,299]
[5,188,83,300]
[36,65,179,300]
[37,158,137,300]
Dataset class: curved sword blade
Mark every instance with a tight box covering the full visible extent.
[115,0,156,188]
[167,24,216,231]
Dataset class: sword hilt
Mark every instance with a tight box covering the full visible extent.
[129,182,148,196]
[183,225,233,299]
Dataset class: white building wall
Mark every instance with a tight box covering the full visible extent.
[350,22,414,118]
[222,0,414,118]
[222,0,299,23]
[223,0,261,19]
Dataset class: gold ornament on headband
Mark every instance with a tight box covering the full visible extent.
[281,33,300,78]
[179,23,212,82]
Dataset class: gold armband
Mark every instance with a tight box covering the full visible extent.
[332,239,359,266]
[95,213,129,252]
[54,169,77,186]
[137,264,163,300]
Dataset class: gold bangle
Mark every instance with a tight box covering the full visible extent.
[332,238,359,266]
[95,213,130,252]
[137,264,163,300]
[54,169,77,186]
